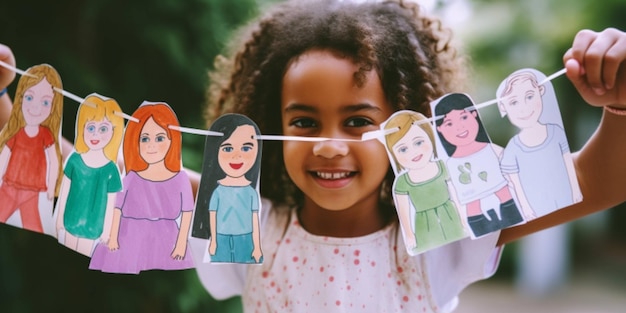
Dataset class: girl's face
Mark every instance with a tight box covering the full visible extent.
[392,123,434,170]
[501,79,544,128]
[437,109,479,147]
[281,50,394,212]
[218,124,258,178]
[139,117,171,165]
[22,78,54,126]
[83,117,113,151]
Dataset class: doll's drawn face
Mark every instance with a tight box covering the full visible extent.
[218,124,258,178]
[139,117,171,165]
[392,124,433,170]
[500,79,544,128]
[83,118,114,151]
[22,78,54,126]
[437,109,479,147]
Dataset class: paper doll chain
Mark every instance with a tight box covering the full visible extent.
[0,60,566,142]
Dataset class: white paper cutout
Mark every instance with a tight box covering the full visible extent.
[0,64,63,235]
[431,93,525,238]
[53,93,124,256]
[192,113,263,264]
[496,68,582,219]
[382,110,469,255]
[89,101,194,273]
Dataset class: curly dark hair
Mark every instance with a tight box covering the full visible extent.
[205,0,468,209]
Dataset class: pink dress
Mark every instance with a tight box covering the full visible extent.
[89,171,194,274]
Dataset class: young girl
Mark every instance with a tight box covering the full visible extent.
[383,110,467,254]
[55,94,124,256]
[188,1,626,312]
[89,102,194,273]
[191,113,263,264]
[0,63,63,234]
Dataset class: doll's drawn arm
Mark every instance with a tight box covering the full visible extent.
[45,145,59,200]
[563,152,583,202]
[0,146,10,187]
[446,180,469,229]
[55,175,71,234]
[172,211,192,260]
[394,193,417,250]
[252,211,262,262]
[107,208,122,250]
[208,211,217,255]
[99,192,117,244]
[507,173,536,220]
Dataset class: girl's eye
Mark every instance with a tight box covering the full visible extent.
[414,140,424,147]
[42,100,51,107]
[444,121,452,128]
[526,95,533,101]
[222,146,234,153]
[25,95,33,101]
[290,118,317,128]
[87,125,96,133]
[398,147,407,154]
[99,126,109,134]
[242,146,253,152]
[155,135,166,142]
[140,136,150,143]
[345,117,373,127]
[510,100,518,106]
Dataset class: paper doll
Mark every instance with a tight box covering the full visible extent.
[0,64,63,234]
[383,110,467,255]
[432,93,524,238]
[192,113,263,264]
[54,94,124,256]
[89,102,194,273]
[496,69,582,219]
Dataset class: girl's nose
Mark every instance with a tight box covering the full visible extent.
[312,139,349,159]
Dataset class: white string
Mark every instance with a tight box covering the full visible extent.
[1,62,568,142]
[168,125,223,137]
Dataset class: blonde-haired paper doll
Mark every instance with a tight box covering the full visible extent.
[383,110,467,254]
[192,113,263,264]
[0,64,63,234]
[55,94,124,256]
[497,69,582,219]
[89,102,194,273]
[433,93,524,238]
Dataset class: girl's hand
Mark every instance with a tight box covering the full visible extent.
[564,28,626,108]
[107,239,119,251]
[0,43,16,90]
[252,247,263,263]
[208,240,217,255]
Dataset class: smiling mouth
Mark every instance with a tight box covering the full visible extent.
[90,140,100,145]
[412,154,423,162]
[519,111,535,120]
[230,163,244,170]
[456,130,469,138]
[314,171,355,180]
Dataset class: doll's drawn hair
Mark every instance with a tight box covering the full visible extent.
[434,93,490,157]
[497,71,543,117]
[0,64,64,195]
[384,111,436,172]
[75,94,124,162]
[123,102,181,174]
[206,0,467,207]
[192,113,262,239]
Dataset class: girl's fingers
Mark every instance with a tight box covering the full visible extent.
[601,32,626,90]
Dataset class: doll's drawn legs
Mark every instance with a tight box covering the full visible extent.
[466,199,499,237]
[494,186,523,228]
[64,231,96,256]
[0,185,43,232]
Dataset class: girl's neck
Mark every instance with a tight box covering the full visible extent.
[138,161,176,181]
[219,175,251,187]
[81,149,109,168]
[518,123,548,147]
[298,195,393,238]
[452,141,488,158]
[407,160,439,183]
[23,124,40,137]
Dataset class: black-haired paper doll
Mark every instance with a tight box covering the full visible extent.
[89,102,194,273]
[192,113,263,264]
[383,110,467,254]
[0,64,63,234]
[54,94,124,256]
[496,69,582,219]
[432,93,524,238]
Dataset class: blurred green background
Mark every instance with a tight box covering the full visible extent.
[1,0,625,312]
